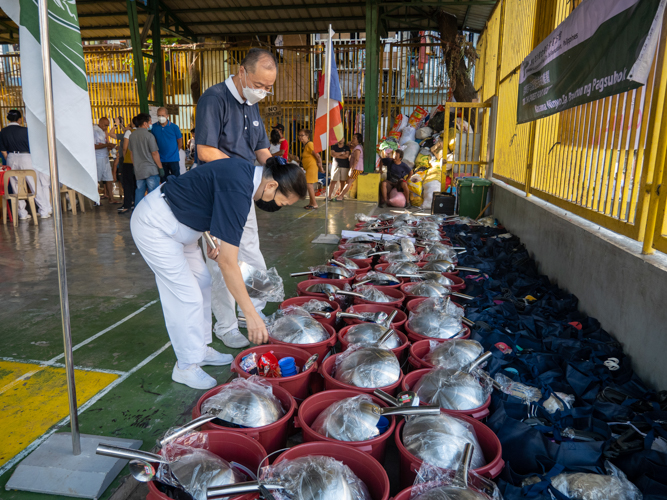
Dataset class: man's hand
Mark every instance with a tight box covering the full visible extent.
[206,242,219,260]
[106,142,115,150]
[245,312,269,345]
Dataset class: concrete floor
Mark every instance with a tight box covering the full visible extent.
[0,196,381,500]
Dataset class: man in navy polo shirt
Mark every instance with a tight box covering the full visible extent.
[151,107,183,178]
[196,48,277,349]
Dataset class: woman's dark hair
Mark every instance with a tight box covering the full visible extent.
[270,129,281,145]
[353,133,363,145]
[264,156,308,199]
[132,115,140,128]
[7,109,22,122]
[135,113,151,127]
[299,128,312,140]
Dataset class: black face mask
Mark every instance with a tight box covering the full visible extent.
[255,187,282,212]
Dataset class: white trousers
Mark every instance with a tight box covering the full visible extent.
[7,153,52,217]
[131,187,212,365]
[206,202,267,335]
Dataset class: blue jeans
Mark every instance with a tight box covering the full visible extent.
[162,161,181,178]
[135,175,160,207]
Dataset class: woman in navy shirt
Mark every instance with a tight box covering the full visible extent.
[131,157,306,389]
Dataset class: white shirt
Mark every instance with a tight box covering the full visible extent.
[93,124,109,158]
[253,166,264,197]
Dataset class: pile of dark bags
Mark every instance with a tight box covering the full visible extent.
[442,222,667,500]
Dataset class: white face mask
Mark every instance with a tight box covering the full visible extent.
[241,69,267,105]
[157,116,167,124]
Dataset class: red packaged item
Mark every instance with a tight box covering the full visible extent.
[258,351,281,378]
[408,106,428,127]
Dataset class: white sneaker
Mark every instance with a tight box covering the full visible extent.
[40,213,52,219]
[19,213,32,220]
[199,346,233,366]
[216,328,250,348]
[172,363,216,390]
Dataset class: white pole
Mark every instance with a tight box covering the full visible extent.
[38,0,81,454]
[324,26,333,234]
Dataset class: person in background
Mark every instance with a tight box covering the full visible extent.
[151,107,183,178]
[327,136,350,202]
[187,128,196,161]
[118,116,137,214]
[269,123,288,159]
[298,128,322,210]
[195,48,276,349]
[129,113,162,206]
[130,157,307,389]
[93,117,120,205]
[379,149,412,208]
[0,109,52,219]
[336,132,363,201]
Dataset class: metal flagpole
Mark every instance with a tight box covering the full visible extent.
[324,25,333,235]
[38,0,81,454]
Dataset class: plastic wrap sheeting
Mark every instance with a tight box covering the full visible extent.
[385,262,421,275]
[550,461,642,500]
[413,297,464,318]
[413,368,493,411]
[354,285,394,303]
[311,394,380,442]
[385,251,421,263]
[159,439,241,500]
[200,376,284,428]
[408,309,465,339]
[261,455,372,500]
[410,462,501,500]
[243,265,285,302]
[300,299,335,313]
[267,306,329,344]
[403,414,487,470]
[425,340,484,371]
[334,344,401,388]
[494,373,575,413]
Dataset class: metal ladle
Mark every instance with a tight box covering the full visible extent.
[305,283,365,301]
[329,258,359,270]
[396,272,455,286]
[404,281,475,301]
[291,266,354,279]
[422,260,480,274]
[353,272,402,287]
[413,444,489,500]
[338,309,397,326]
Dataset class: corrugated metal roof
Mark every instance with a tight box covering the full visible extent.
[0,0,497,41]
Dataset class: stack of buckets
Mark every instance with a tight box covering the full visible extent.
[157,222,504,500]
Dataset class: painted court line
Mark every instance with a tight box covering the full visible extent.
[47,299,160,364]
[0,341,172,478]
[0,356,127,376]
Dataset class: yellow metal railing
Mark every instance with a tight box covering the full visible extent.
[478,0,667,254]
[442,102,492,179]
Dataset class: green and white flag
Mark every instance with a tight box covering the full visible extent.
[518,0,667,124]
[0,0,99,200]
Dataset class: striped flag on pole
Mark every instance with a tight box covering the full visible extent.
[313,29,344,153]
[0,0,100,201]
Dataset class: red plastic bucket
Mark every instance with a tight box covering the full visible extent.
[354,272,403,289]
[338,325,410,362]
[279,296,340,328]
[193,384,296,455]
[319,352,404,396]
[407,339,437,370]
[401,368,491,420]
[268,323,337,361]
[404,321,471,343]
[274,442,391,500]
[230,345,317,401]
[146,430,267,500]
[341,304,407,330]
[353,286,405,308]
[295,389,397,462]
[406,297,465,316]
[394,413,504,489]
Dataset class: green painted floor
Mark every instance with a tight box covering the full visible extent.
[0,196,379,500]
